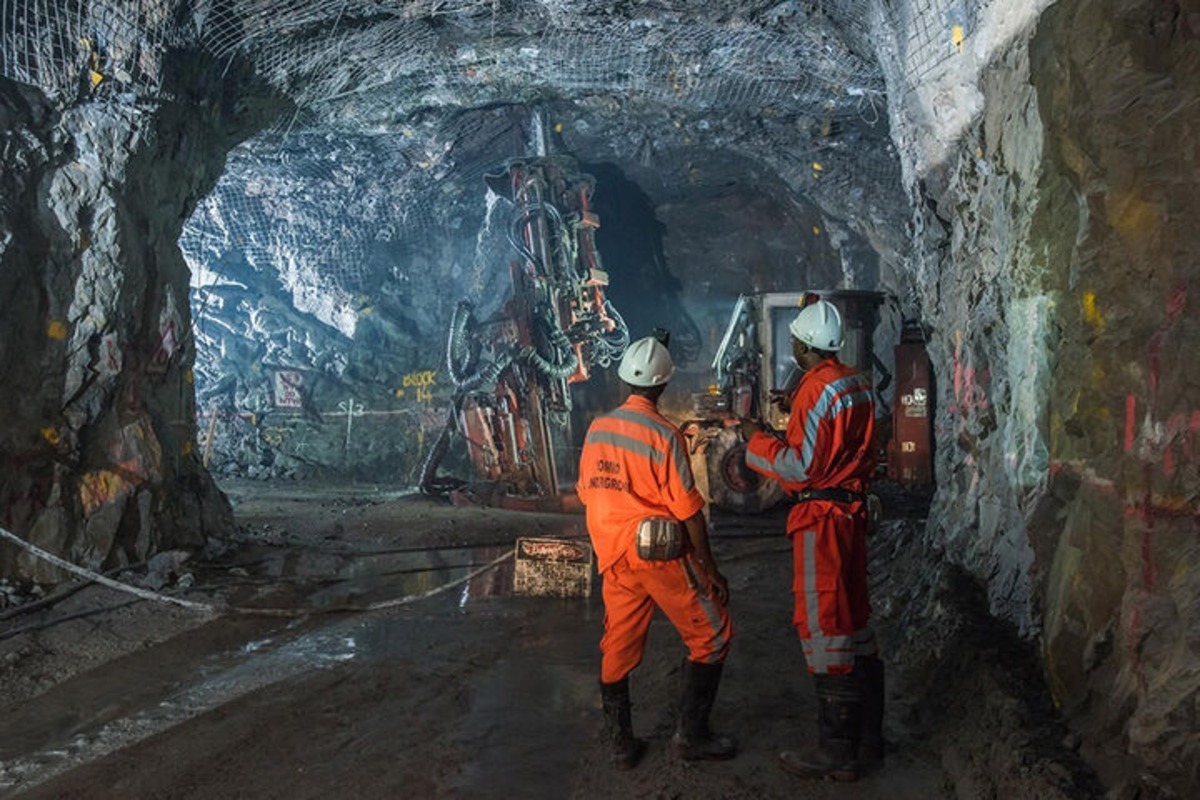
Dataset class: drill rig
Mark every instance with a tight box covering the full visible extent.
[421,156,629,504]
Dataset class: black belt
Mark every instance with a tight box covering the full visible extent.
[791,488,866,505]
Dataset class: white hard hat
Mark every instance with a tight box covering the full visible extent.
[789,299,844,351]
[618,336,675,386]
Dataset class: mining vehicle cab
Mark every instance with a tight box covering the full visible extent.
[685,290,888,514]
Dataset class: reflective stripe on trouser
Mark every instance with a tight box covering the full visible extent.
[791,504,873,675]
[600,555,733,684]
[801,627,878,674]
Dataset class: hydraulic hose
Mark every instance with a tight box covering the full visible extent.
[446,300,478,388]
[524,325,578,380]
[507,201,565,278]
[418,412,463,496]
[446,300,515,393]
[462,350,513,393]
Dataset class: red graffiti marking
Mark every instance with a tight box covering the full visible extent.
[1166,284,1187,321]
[1118,282,1196,699]
[1162,413,1188,476]
[947,338,989,416]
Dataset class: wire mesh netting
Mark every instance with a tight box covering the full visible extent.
[2,2,1000,116]
[2,0,995,372]
[3,2,889,117]
[0,0,176,98]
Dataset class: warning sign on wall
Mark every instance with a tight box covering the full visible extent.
[272,370,304,408]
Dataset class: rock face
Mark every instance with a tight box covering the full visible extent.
[0,54,276,581]
[878,1,1200,793]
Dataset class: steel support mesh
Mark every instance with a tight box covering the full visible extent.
[3,1,993,341]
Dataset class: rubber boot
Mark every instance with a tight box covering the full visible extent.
[671,659,737,761]
[857,656,886,767]
[778,673,861,781]
[600,678,645,770]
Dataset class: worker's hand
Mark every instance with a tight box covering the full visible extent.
[739,418,763,441]
[696,561,729,604]
[768,389,792,414]
[704,566,730,606]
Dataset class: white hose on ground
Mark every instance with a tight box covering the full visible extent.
[0,525,214,613]
[0,524,514,621]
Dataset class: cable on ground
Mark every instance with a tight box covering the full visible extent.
[0,525,515,628]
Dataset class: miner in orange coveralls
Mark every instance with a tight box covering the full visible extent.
[577,335,736,770]
[740,299,885,782]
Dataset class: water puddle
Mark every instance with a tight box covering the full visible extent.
[0,543,530,796]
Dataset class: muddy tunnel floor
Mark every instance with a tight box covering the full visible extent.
[0,481,1104,799]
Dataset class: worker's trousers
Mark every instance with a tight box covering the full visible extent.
[788,500,877,674]
[600,554,733,684]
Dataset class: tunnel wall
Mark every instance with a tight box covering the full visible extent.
[878,1,1200,791]
[0,56,273,581]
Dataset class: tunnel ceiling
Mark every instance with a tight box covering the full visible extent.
[0,1,914,401]
[3,1,908,271]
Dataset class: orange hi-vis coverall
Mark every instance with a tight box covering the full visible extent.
[577,395,733,684]
[745,359,877,675]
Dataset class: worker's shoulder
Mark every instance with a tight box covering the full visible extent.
[610,403,681,439]
[811,359,869,387]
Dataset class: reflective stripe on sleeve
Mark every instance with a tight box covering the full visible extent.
[772,375,873,483]
[745,448,776,476]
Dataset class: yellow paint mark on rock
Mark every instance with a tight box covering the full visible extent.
[554,123,563,133]
[1082,292,1105,331]
[79,469,131,515]
[1107,189,1163,238]
[41,427,61,446]
[952,25,965,53]
[1058,135,1088,178]
[812,162,823,172]
[89,70,104,87]
[812,226,821,236]
[184,369,194,384]
[47,320,68,340]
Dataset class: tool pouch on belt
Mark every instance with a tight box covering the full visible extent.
[636,517,684,561]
